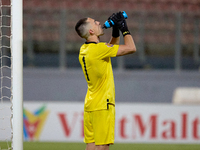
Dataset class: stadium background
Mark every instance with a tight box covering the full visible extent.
[23,0,200,70]
[22,0,200,103]
[2,0,200,149]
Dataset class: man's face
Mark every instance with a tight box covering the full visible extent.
[87,18,104,37]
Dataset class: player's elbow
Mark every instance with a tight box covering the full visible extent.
[117,45,136,56]
[129,45,136,54]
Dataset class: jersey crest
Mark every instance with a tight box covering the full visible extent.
[105,43,114,47]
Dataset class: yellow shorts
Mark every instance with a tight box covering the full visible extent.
[83,104,115,145]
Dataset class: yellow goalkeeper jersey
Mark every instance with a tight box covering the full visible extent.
[79,42,119,111]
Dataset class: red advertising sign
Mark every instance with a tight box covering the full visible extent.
[21,102,200,143]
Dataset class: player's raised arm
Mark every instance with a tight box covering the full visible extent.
[109,25,120,45]
[117,34,136,56]
[104,13,120,45]
[108,11,136,56]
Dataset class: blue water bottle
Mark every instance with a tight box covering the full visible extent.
[103,11,128,29]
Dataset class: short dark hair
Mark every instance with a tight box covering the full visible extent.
[75,18,89,38]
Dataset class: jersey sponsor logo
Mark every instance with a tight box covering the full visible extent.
[23,105,49,141]
[105,43,114,47]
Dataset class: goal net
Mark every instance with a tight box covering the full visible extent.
[0,0,23,150]
[0,0,12,149]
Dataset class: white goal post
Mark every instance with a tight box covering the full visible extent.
[11,0,23,150]
[1,0,24,149]
[1,0,23,149]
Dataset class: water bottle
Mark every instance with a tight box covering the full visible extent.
[102,11,128,29]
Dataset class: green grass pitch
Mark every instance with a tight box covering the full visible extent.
[1,142,200,150]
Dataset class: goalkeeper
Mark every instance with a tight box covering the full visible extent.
[75,11,136,150]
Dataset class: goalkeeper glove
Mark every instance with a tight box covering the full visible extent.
[110,11,130,36]
[112,25,120,38]
[108,13,120,38]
